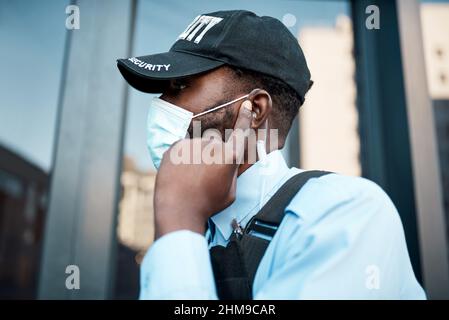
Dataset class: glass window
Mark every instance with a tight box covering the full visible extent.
[0,0,68,298]
[420,0,449,266]
[114,0,358,299]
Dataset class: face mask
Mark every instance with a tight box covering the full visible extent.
[146,97,193,169]
[147,94,253,169]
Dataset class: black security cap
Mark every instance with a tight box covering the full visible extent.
[117,10,311,101]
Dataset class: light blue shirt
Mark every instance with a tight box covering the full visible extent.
[140,150,426,299]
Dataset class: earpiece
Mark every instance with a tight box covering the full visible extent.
[256,119,268,164]
[257,140,267,161]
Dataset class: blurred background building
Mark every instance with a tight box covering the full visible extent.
[299,15,360,176]
[0,0,448,299]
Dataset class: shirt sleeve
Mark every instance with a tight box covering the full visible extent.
[139,230,218,300]
[253,175,426,300]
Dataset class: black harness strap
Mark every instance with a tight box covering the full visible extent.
[210,170,332,299]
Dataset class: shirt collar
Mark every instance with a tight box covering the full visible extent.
[210,150,290,241]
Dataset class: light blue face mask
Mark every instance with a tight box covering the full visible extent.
[146,97,193,169]
[147,94,253,169]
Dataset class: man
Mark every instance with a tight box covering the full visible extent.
[117,10,425,299]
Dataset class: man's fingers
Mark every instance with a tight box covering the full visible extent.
[225,100,253,164]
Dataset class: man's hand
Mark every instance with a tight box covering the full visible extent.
[153,100,253,239]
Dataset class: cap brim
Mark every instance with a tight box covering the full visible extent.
[117,51,225,94]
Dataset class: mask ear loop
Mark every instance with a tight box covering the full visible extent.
[191,88,263,119]
[192,94,250,119]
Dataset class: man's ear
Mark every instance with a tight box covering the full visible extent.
[249,89,272,129]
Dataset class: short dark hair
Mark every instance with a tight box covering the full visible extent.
[225,66,312,139]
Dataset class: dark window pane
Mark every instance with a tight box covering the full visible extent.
[0,0,68,299]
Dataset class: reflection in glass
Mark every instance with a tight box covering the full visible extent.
[0,0,68,298]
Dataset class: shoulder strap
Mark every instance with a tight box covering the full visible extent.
[239,170,333,291]
[244,170,332,236]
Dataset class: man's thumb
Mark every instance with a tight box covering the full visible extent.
[225,100,253,164]
[233,100,253,131]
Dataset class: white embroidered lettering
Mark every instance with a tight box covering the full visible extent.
[177,15,223,44]
[127,58,170,72]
